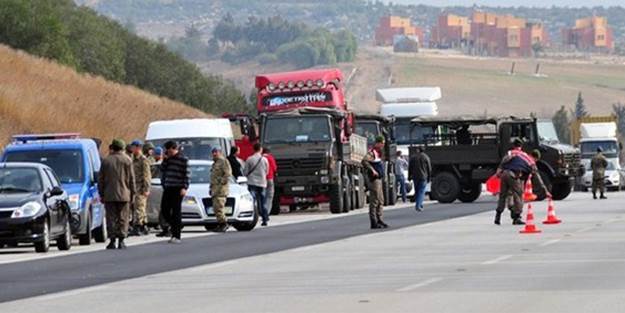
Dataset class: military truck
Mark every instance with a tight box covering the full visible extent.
[354,114,399,205]
[409,116,582,203]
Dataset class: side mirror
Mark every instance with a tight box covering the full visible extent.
[49,186,64,197]
[236,177,248,185]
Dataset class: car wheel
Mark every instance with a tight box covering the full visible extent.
[57,218,72,251]
[93,213,107,243]
[78,212,92,246]
[34,219,50,253]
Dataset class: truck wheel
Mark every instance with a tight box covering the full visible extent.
[388,172,398,206]
[432,172,460,204]
[342,172,352,213]
[533,170,552,201]
[329,178,344,214]
[270,193,281,216]
[458,183,482,203]
[93,213,107,243]
[354,170,365,209]
[551,181,573,200]
[78,212,92,246]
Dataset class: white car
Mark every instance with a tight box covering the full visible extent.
[147,160,258,231]
[582,160,622,192]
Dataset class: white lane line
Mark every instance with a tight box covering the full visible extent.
[539,239,562,247]
[481,254,513,265]
[188,260,240,272]
[575,226,595,234]
[36,284,110,301]
[396,277,443,292]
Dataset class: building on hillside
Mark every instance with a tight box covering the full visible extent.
[430,14,471,49]
[469,11,548,57]
[562,16,614,52]
[375,16,424,47]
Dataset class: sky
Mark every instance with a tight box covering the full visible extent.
[386,0,624,7]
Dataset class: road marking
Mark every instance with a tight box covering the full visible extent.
[575,226,595,234]
[539,239,562,247]
[481,254,513,265]
[188,260,240,272]
[36,284,110,301]
[396,277,443,292]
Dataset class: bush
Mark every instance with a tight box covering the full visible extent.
[257,53,278,65]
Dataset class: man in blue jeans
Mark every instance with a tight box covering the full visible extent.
[395,151,409,203]
[409,146,431,212]
[244,143,270,226]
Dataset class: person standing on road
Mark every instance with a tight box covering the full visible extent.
[395,151,409,203]
[154,147,164,163]
[227,146,244,179]
[143,143,156,164]
[362,136,389,229]
[591,147,608,200]
[409,146,431,212]
[160,141,190,244]
[130,140,152,236]
[211,147,232,233]
[99,139,136,250]
[245,143,269,226]
[264,147,278,214]
[494,140,550,225]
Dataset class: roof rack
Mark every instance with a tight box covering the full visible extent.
[12,133,81,144]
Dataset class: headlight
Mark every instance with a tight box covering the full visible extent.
[239,194,254,209]
[68,194,80,211]
[319,169,329,175]
[12,202,43,218]
[320,176,330,184]
[610,172,620,181]
[183,196,198,206]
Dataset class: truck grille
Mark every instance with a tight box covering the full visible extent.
[564,152,581,173]
[276,157,324,171]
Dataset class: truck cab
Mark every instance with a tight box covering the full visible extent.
[1,134,106,245]
[579,134,622,191]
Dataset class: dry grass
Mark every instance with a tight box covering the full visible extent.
[0,44,208,153]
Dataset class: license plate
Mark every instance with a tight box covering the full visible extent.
[292,186,305,191]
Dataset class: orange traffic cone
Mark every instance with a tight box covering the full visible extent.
[542,198,562,224]
[520,203,542,234]
[523,174,537,202]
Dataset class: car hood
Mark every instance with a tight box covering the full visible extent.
[0,193,40,208]
[186,183,249,199]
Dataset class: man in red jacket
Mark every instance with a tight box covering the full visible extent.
[264,148,278,215]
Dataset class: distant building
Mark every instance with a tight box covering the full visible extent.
[375,16,424,47]
[430,14,471,48]
[562,16,614,52]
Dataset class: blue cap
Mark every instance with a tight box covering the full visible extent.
[131,139,143,147]
[154,147,164,155]
[211,147,222,153]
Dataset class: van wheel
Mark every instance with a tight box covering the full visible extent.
[34,220,50,253]
[57,218,72,251]
[93,213,107,243]
[78,212,92,245]
[432,172,460,204]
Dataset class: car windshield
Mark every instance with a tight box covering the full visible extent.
[355,122,380,145]
[394,120,434,145]
[537,121,560,143]
[0,168,42,193]
[263,116,331,144]
[149,138,221,160]
[581,141,618,157]
[4,150,83,184]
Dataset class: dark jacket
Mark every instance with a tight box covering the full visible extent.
[409,152,431,182]
[227,154,243,178]
[160,153,190,189]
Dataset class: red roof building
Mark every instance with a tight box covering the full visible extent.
[562,16,614,52]
[375,16,424,47]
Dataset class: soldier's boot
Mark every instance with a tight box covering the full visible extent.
[370,218,380,229]
[512,218,526,225]
[600,194,607,199]
[117,238,127,250]
[141,225,150,236]
[156,229,171,237]
[128,226,140,237]
[593,192,597,200]
[378,220,389,229]
[494,212,502,225]
[106,238,117,250]
[214,223,230,233]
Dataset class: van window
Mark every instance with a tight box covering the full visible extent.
[149,138,222,160]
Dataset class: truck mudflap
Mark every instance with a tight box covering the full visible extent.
[280,194,330,205]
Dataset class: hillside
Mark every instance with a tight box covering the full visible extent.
[0,44,207,151]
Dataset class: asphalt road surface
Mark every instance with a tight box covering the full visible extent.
[2,192,625,313]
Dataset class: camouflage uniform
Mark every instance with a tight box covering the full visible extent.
[133,153,152,226]
[362,148,386,229]
[211,155,232,225]
[591,152,608,198]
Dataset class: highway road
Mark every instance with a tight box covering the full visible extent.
[2,192,625,312]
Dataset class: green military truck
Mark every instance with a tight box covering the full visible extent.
[408,116,582,203]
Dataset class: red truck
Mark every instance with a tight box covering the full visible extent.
[240,68,369,214]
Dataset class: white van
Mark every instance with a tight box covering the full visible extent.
[146,119,234,160]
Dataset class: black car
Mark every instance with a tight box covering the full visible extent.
[0,163,72,253]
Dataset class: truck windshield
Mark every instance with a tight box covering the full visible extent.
[4,150,84,184]
[263,117,331,144]
[394,120,433,145]
[537,121,560,143]
[149,138,221,160]
[355,122,380,145]
[581,141,619,157]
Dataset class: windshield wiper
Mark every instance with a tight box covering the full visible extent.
[0,187,33,193]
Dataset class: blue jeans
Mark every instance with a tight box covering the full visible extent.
[396,174,407,203]
[248,185,268,223]
[414,179,427,210]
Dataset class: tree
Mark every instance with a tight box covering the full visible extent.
[574,92,588,119]
[552,106,572,144]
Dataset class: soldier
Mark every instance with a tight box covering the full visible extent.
[591,147,608,200]
[143,142,156,164]
[154,147,164,163]
[99,139,136,250]
[211,147,232,232]
[362,136,389,229]
[494,140,550,225]
[130,140,152,236]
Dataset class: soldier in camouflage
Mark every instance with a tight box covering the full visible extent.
[130,140,152,236]
[591,147,608,200]
[211,147,232,233]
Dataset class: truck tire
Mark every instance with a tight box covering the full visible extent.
[533,170,552,201]
[343,177,352,213]
[355,170,366,209]
[329,181,344,214]
[432,172,460,204]
[458,183,482,203]
[388,172,397,206]
[270,192,281,216]
[78,212,92,246]
[551,181,573,200]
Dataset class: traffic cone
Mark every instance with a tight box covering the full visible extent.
[542,198,562,224]
[523,174,537,202]
[520,203,542,234]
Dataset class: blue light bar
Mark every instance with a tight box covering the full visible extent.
[12,133,81,143]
